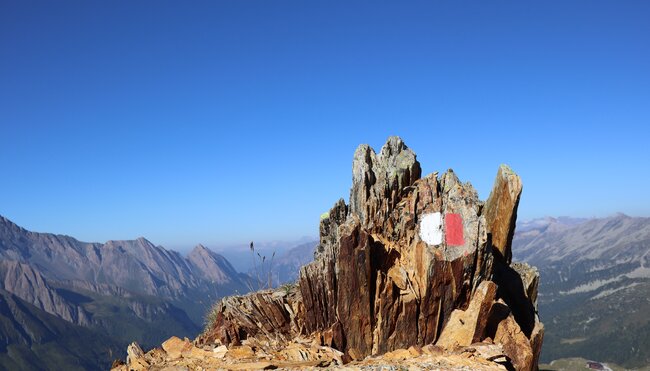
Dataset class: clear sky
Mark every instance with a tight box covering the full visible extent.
[1,1,649,250]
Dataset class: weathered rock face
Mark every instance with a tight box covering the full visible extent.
[198,136,543,370]
[484,164,522,264]
[349,136,421,228]
[0,260,91,326]
[436,281,498,349]
[198,287,305,347]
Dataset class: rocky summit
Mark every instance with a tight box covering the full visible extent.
[115,136,543,371]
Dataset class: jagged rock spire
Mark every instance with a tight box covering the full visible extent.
[350,136,421,226]
[198,137,543,371]
[484,164,523,264]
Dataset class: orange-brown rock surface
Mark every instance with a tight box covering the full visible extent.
[114,137,543,371]
[484,164,523,264]
[113,332,512,370]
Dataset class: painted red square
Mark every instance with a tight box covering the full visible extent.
[445,213,465,246]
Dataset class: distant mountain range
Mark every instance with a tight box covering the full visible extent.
[0,215,249,370]
[512,214,650,368]
[2,213,648,369]
[211,240,318,288]
[271,241,317,284]
[214,236,318,274]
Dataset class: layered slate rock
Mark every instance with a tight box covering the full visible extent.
[484,164,522,264]
[201,287,305,346]
[199,137,543,370]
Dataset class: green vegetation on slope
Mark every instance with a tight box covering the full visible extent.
[0,289,118,370]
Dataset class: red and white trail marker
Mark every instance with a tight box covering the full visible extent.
[445,213,465,246]
[419,212,443,245]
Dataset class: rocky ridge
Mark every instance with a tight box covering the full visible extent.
[116,137,544,370]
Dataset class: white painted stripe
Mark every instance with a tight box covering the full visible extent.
[419,212,443,245]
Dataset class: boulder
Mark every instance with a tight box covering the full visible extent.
[161,336,192,359]
[436,281,497,348]
[494,314,534,371]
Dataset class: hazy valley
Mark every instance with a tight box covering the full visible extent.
[513,215,650,368]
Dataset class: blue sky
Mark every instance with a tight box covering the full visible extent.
[1,1,648,250]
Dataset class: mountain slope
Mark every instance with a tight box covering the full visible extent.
[0,215,249,370]
[0,289,117,371]
[187,244,242,286]
[0,260,90,326]
[513,214,650,368]
[271,241,317,284]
